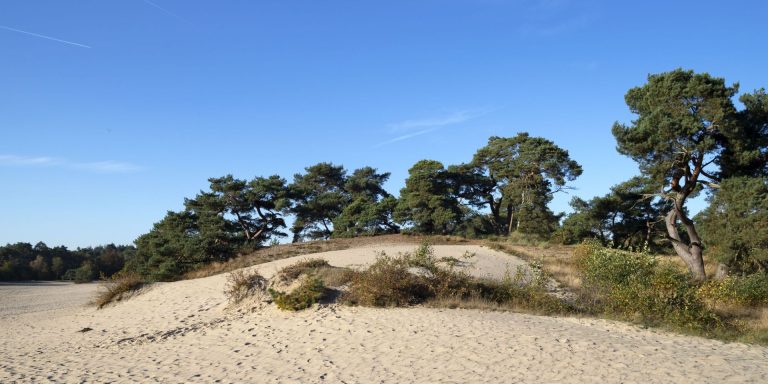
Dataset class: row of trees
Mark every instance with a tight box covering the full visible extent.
[132,67,767,282]
[128,133,584,280]
[0,242,135,281]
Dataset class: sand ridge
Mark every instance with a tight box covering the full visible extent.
[1,244,767,383]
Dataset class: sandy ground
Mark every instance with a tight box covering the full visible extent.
[1,244,767,383]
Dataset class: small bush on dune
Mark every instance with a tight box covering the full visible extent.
[95,272,144,309]
[269,276,328,311]
[344,254,431,307]
[276,258,331,283]
[224,269,268,304]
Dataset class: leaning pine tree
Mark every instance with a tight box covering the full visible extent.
[612,69,766,280]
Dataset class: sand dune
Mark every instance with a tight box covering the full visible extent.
[1,244,767,383]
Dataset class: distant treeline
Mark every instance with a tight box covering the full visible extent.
[0,242,136,282]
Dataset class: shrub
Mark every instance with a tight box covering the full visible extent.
[95,272,144,309]
[269,276,327,311]
[276,258,331,283]
[578,245,721,330]
[224,269,268,304]
[700,274,768,306]
[344,253,431,307]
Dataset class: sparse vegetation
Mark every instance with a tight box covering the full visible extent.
[269,276,328,311]
[342,242,570,315]
[95,272,145,309]
[224,269,268,304]
[276,258,332,283]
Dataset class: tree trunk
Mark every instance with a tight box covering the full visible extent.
[507,205,514,235]
[665,209,706,281]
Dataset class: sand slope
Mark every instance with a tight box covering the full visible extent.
[1,244,767,383]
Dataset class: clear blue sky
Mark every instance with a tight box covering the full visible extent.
[1,0,766,248]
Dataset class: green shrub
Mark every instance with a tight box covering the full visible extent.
[700,274,768,306]
[269,276,327,311]
[578,245,721,330]
[224,269,268,304]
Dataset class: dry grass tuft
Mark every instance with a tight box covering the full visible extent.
[95,273,144,309]
[224,269,268,304]
[276,258,331,283]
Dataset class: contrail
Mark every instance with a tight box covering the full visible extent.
[143,0,185,20]
[0,25,91,48]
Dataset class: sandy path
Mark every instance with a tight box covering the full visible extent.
[1,244,767,383]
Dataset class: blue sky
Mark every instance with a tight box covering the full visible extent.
[1,0,766,248]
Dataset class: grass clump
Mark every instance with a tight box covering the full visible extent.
[269,276,328,311]
[276,258,332,283]
[95,272,144,309]
[224,269,268,304]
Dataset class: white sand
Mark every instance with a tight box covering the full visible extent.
[1,244,766,383]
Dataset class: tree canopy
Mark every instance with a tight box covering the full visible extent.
[469,133,582,235]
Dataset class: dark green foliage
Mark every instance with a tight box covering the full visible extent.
[130,210,228,281]
[130,175,289,281]
[717,89,768,178]
[269,276,327,311]
[0,242,135,282]
[290,164,398,241]
[469,133,582,236]
[288,163,349,241]
[698,177,768,273]
[394,160,463,235]
[558,177,670,251]
[333,168,399,237]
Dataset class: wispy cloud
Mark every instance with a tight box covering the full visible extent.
[0,25,91,48]
[388,109,493,132]
[0,155,142,173]
[374,128,439,148]
[142,0,186,21]
[376,108,494,147]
